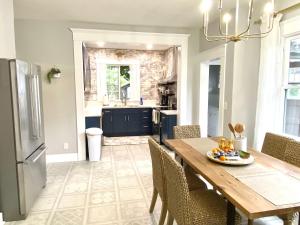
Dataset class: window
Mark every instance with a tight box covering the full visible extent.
[106,65,130,101]
[283,36,300,137]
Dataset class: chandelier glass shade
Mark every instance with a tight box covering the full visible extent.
[200,0,277,42]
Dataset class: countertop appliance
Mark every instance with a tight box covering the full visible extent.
[0,59,46,221]
[152,106,171,144]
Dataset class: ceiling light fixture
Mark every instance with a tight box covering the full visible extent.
[146,44,153,50]
[97,41,105,47]
[200,0,278,42]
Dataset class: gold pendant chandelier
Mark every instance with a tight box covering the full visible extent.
[200,0,277,42]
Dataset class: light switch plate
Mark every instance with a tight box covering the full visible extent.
[63,142,69,150]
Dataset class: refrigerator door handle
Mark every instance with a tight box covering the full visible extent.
[30,146,46,163]
[28,75,40,139]
[34,74,42,138]
[28,75,38,139]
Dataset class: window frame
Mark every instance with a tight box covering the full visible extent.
[282,33,300,138]
[106,64,131,101]
[96,58,141,102]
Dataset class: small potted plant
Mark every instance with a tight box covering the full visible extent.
[47,68,61,83]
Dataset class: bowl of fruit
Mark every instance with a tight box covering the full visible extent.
[206,138,254,166]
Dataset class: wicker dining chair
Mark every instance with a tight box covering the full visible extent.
[173,125,201,139]
[173,125,207,186]
[261,132,292,160]
[284,140,300,167]
[148,138,207,225]
[160,148,241,225]
[281,140,300,225]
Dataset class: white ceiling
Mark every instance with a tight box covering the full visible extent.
[13,0,244,28]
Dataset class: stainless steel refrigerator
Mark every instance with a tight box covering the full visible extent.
[0,59,46,221]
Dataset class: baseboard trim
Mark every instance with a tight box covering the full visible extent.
[46,153,78,163]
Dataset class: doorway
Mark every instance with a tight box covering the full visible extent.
[199,46,225,137]
[207,60,221,137]
[71,29,190,160]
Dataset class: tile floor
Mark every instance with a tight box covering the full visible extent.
[103,136,149,146]
[5,144,161,225]
[3,143,296,225]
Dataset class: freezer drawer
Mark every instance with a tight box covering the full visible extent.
[18,145,47,216]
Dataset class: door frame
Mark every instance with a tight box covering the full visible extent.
[199,45,226,137]
[70,29,190,160]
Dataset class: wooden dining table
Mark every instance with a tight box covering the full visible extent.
[165,138,300,225]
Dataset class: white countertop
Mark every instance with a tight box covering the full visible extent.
[160,110,178,115]
[102,105,157,109]
[85,105,161,117]
[85,108,102,117]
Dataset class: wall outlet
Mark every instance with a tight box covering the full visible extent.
[63,142,69,150]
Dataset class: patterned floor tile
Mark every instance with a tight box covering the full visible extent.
[134,160,152,169]
[92,177,115,191]
[47,164,71,176]
[140,175,153,188]
[144,187,155,200]
[132,154,150,161]
[116,169,135,177]
[121,217,156,225]
[47,175,66,184]
[14,212,50,225]
[120,201,149,220]
[117,176,140,188]
[136,167,152,176]
[87,205,118,224]
[51,208,84,225]
[89,191,116,205]
[114,161,133,170]
[58,194,86,209]
[64,182,88,194]
[92,169,113,179]
[40,183,63,196]
[119,188,144,202]
[87,223,119,225]
[93,161,112,171]
[67,173,90,183]
[104,136,149,146]
[31,196,56,212]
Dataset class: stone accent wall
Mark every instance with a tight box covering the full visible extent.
[85,47,177,103]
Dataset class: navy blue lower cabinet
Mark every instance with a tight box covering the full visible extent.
[112,110,128,135]
[102,110,113,136]
[102,108,153,137]
[127,110,142,135]
[161,112,177,145]
[85,116,101,129]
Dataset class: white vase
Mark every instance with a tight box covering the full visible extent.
[234,137,247,151]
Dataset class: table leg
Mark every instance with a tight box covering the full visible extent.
[248,219,253,225]
[282,213,295,225]
[298,212,300,225]
[175,153,184,166]
[226,201,235,225]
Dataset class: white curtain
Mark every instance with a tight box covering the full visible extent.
[96,63,107,100]
[129,64,140,101]
[254,14,283,150]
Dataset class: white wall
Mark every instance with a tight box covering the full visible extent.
[0,0,16,58]
[14,19,198,155]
